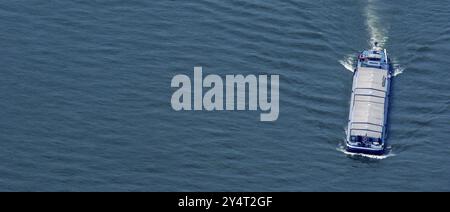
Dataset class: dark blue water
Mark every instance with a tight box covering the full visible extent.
[1,0,449,191]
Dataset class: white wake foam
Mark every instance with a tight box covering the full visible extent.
[336,146,396,160]
[391,59,405,76]
[365,0,388,48]
[339,54,356,72]
[393,66,404,76]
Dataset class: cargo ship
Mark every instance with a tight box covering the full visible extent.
[346,43,392,155]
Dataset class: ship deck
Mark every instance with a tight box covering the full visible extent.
[349,67,389,139]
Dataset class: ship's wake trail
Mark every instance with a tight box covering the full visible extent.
[341,0,404,76]
[365,0,388,48]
